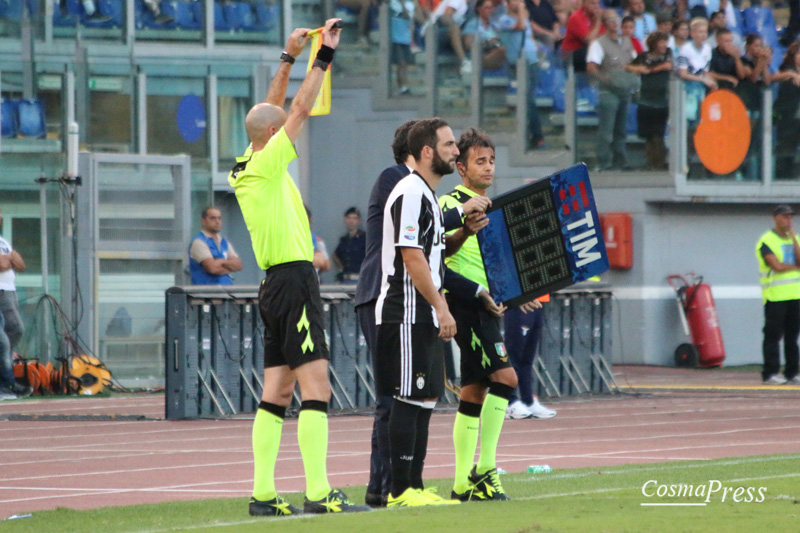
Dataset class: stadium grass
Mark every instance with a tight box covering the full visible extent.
[2,454,798,533]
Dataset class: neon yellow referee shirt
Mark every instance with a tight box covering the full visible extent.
[228,127,313,270]
[439,184,489,289]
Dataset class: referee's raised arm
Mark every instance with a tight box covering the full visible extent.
[283,19,342,143]
[264,27,312,108]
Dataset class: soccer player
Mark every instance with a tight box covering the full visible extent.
[228,19,370,516]
[376,117,460,507]
[440,127,540,501]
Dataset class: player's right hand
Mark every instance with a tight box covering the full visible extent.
[463,211,489,236]
[436,304,457,342]
[285,28,312,58]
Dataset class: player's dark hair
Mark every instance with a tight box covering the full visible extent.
[408,117,449,162]
[392,119,419,164]
[456,127,495,168]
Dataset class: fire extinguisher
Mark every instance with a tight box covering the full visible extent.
[666,274,726,368]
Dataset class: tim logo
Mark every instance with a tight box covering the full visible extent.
[558,181,601,269]
[559,182,589,216]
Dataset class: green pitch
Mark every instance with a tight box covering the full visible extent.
[3,454,798,533]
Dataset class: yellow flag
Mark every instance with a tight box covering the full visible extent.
[307,33,332,116]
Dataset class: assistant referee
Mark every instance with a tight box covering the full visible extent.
[228,20,369,517]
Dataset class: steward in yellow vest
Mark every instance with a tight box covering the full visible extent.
[755,204,800,385]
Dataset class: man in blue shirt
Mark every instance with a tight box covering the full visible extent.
[188,207,242,285]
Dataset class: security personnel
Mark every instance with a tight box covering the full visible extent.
[188,207,242,285]
[756,204,800,385]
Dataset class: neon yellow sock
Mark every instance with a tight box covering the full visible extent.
[252,409,283,501]
[476,393,509,474]
[298,409,332,500]
[452,412,480,493]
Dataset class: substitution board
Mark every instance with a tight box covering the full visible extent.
[477,163,609,307]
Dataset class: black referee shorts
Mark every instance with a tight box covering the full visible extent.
[376,322,444,399]
[447,295,512,386]
[258,261,329,370]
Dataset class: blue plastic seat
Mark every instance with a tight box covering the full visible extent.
[192,0,229,31]
[17,99,46,139]
[224,2,254,31]
[0,0,22,19]
[252,1,278,31]
[173,1,201,30]
[53,0,81,27]
[1,99,19,139]
[83,0,122,28]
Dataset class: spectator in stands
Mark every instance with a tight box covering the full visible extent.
[587,9,639,170]
[670,0,689,22]
[780,0,800,47]
[668,18,689,56]
[627,31,673,169]
[677,17,717,127]
[718,0,740,39]
[622,15,644,53]
[562,0,604,71]
[772,42,800,180]
[418,0,471,75]
[390,0,415,95]
[625,0,656,43]
[709,28,746,90]
[686,0,711,19]
[189,207,242,285]
[525,0,562,50]
[333,207,366,282]
[337,0,376,47]
[739,34,772,180]
[463,0,526,71]
[655,10,672,37]
[67,0,112,22]
[708,9,742,51]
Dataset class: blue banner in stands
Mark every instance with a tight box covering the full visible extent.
[176,94,206,143]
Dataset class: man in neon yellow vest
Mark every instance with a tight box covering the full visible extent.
[755,204,800,385]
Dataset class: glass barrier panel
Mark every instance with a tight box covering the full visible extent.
[771,77,800,181]
[217,78,250,172]
[87,71,134,153]
[147,76,208,159]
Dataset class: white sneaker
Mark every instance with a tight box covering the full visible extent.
[764,374,788,385]
[528,397,556,419]
[787,376,800,385]
[505,400,533,419]
[460,59,473,76]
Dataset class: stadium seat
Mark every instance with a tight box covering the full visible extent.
[576,83,598,117]
[251,1,278,32]
[173,1,201,30]
[53,0,81,27]
[192,0,230,31]
[1,99,19,139]
[17,99,46,139]
[224,2,255,31]
[535,66,558,100]
[0,0,22,19]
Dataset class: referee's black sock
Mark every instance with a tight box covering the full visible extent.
[389,398,420,497]
[410,404,434,490]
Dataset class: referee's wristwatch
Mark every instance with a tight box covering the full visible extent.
[280,52,295,65]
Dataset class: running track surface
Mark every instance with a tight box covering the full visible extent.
[1,366,799,517]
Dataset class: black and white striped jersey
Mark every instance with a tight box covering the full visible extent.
[375,171,445,326]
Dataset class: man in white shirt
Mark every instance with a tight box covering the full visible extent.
[0,206,31,399]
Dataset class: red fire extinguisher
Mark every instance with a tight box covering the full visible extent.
[666,274,726,368]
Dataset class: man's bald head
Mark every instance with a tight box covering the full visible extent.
[245,103,288,148]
